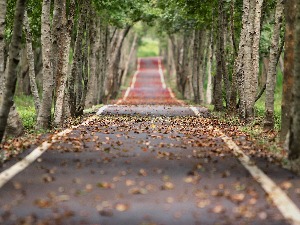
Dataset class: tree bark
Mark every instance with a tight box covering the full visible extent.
[264,0,284,130]
[181,32,191,99]
[78,13,90,115]
[24,11,40,114]
[230,0,238,57]
[192,29,201,104]
[69,2,87,116]
[0,0,7,79]
[122,33,138,84]
[0,0,26,142]
[219,1,230,108]
[17,46,30,95]
[98,22,109,103]
[214,1,225,111]
[281,0,296,142]
[235,0,263,120]
[206,30,214,105]
[107,27,131,100]
[234,0,249,117]
[36,0,54,129]
[53,0,76,126]
[85,10,100,108]
[288,0,300,171]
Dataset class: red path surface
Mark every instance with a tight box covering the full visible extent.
[121,57,181,105]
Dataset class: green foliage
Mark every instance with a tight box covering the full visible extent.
[93,0,159,28]
[5,0,42,45]
[14,95,36,131]
[137,37,159,57]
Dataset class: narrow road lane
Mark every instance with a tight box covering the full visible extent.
[0,57,299,225]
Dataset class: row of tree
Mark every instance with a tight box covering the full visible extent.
[0,0,155,141]
[0,0,300,170]
[154,0,300,168]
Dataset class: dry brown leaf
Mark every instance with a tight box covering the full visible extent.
[115,203,130,212]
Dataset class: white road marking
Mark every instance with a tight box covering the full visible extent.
[0,105,109,189]
[190,106,300,225]
[96,105,110,115]
[130,71,139,89]
[118,59,141,104]
[137,58,141,71]
[158,58,167,89]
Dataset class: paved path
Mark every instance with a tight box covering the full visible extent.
[0,57,300,225]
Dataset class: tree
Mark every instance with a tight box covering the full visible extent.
[281,0,296,142]
[36,0,53,129]
[24,10,40,114]
[234,0,263,120]
[0,0,26,142]
[264,0,284,130]
[288,0,300,173]
[53,0,76,126]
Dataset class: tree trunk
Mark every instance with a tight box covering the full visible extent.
[264,0,284,130]
[107,27,131,100]
[281,0,296,142]
[198,30,206,104]
[0,0,7,79]
[24,11,40,114]
[36,0,54,129]
[16,48,30,95]
[230,0,238,57]
[98,22,109,103]
[249,0,263,118]
[69,2,87,116]
[85,11,99,108]
[78,14,90,115]
[236,0,263,120]
[219,1,230,108]
[122,33,138,84]
[234,0,249,117]
[181,32,191,99]
[214,1,225,112]
[288,0,300,172]
[192,29,200,104]
[206,28,214,105]
[53,0,76,126]
[0,0,26,142]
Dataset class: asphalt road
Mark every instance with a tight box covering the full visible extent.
[0,57,299,225]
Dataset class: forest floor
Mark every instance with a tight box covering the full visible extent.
[0,57,300,225]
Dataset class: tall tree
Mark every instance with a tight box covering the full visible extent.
[53,0,76,126]
[264,0,284,130]
[235,0,263,120]
[0,0,26,142]
[0,0,7,80]
[69,1,87,117]
[288,0,300,173]
[24,11,40,114]
[206,29,214,105]
[281,0,296,142]
[36,0,54,129]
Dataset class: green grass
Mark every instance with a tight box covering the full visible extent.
[137,37,159,58]
[255,69,283,130]
[14,95,37,131]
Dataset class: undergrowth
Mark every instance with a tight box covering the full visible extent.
[14,95,36,131]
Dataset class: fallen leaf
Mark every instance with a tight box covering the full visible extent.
[115,203,130,212]
[211,205,225,214]
[161,182,174,190]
